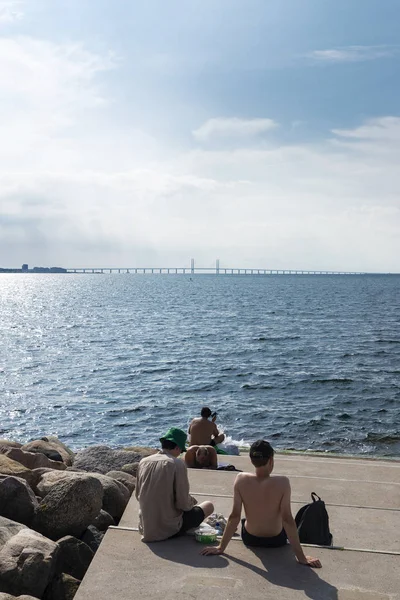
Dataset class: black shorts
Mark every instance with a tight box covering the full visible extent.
[178,506,205,535]
[241,519,287,548]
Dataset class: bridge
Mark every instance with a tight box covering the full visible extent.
[67,259,367,275]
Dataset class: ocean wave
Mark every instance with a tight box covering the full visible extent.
[311,378,353,384]
[241,384,274,390]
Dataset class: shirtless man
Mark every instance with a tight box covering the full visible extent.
[201,439,321,568]
[188,407,225,446]
[185,445,218,469]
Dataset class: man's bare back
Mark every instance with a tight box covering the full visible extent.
[188,417,218,446]
[236,471,289,537]
[188,408,225,446]
[200,439,321,568]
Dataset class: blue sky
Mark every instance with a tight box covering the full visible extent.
[0,0,399,270]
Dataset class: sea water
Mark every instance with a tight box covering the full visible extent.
[0,273,399,456]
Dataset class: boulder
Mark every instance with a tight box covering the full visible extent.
[90,510,115,532]
[105,471,136,494]
[123,446,157,455]
[55,536,94,581]
[43,573,80,600]
[0,456,34,487]
[0,517,27,550]
[34,471,79,499]
[2,448,66,472]
[36,469,129,520]
[80,525,104,552]
[0,594,40,599]
[40,437,75,466]
[0,528,58,597]
[30,468,57,494]
[73,445,144,475]
[87,473,129,520]
[0,476,38,526]
[32,476,103,540]
[0,441,22,450]
[21,441,64,464]
[120,462,139,477]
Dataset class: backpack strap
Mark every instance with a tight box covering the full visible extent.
[311,492,321,502]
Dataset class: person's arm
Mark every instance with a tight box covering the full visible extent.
[280,478,322,568]
[174,460,197,512]
[184,446,199,469]
[212,422,220,437]
[201,475,243,555]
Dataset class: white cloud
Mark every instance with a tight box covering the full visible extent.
[0,0,23,23]
[192,117,278,142]
[0,35,399,271]
[308,45,399,64]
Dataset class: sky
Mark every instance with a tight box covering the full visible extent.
[0,0,399,271]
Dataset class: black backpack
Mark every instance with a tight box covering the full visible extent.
[295,492,333,546]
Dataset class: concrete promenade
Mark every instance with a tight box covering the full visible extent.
[75,452,400,600]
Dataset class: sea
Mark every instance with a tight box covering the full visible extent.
[0,273,399,457]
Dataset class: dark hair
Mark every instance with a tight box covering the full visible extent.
[201,407,212,418]
[161,439,178,451]
[249,440,274,467]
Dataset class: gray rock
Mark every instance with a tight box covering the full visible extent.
[80,525,104,552]
[34,471,80,499]
[87,473,129,520]
[36,469,129,520]
[32,476,103,540]
[91,509,115,532]
[0,529,58,597]
[21,441,64,463]
[0,594,40,599]
[0,476,38,526]
[1,448,66,472]
[43,573,80,600]
[120,462,139,477]
[105,471,136,494]
[0,517,27,551]
[0,440,22,450]
[55,535,94,581]
[0,456,34,487]
[73,445,144,475]
[40,437,75,466]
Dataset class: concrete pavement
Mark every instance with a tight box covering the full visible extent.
[75,452,400,600]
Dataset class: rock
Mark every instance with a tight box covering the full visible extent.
[0,517,27,550]
[80,525,104,552]
[2,448,66,472]
[91,510,115,532]
[73,445,144,475]
[0,594,40,599]
[21,441,64,463]
[43,573,80,600]
[34,471,79,499]
[0,441,22,450]
[55,536,94,581]
[123,446,157,455]
[106,470,136,494]
[87,473,129,520]
[29,468,57,494]
[120,462,139,477]
[40,437,75,466]
[0,476,38,526]
[0,529,58,597]
[0,456,34,487]
[32,476,103,540]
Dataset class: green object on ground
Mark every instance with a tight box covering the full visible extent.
[215,447,228,455]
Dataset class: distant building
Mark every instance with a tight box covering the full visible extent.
[22,264,28,271]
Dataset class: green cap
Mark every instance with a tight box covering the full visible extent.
[160,427,187,453]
